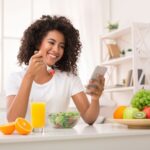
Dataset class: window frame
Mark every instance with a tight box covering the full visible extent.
[0,0,33,98]
[0,0,4,97]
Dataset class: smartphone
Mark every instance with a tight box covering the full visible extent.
[90,66,107,80]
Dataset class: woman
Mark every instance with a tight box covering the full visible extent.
[5,15,105,125]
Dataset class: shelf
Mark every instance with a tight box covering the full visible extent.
[101,26,131,39]
[100,23,150,99]
[104,86,134,92]
[101,55,132,66]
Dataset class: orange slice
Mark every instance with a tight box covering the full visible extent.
[15,117,32,135]
[0,122,15,135]
[113,105,127,119]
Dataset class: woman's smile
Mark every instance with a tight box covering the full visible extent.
[40,30,65,66]
[47,51,59,59]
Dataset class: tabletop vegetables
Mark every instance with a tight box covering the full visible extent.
[48,112,80,128]
[131,89,150,110]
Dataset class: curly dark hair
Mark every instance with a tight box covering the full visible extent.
[17,15,82,75]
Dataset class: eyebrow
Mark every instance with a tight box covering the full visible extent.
[48,38,65,45]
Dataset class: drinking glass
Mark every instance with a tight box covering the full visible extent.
[30,102,46,133]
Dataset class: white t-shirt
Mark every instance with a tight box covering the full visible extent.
[5,69,84,121]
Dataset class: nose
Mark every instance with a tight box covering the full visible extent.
[52,44,59,53]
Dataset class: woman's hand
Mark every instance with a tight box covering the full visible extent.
[86,75,105,100]
[26,50,45,79]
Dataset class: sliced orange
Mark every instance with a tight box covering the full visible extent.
[15,117,32,135]
[113,105,127,119]
[0,122,15,135]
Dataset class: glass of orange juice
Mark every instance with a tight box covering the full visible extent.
[30,102,46,132]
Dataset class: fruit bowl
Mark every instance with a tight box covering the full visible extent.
[48,112,80,128]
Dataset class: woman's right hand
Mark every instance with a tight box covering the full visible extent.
[26,50,45,79]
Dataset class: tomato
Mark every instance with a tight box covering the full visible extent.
[143,107,150,118]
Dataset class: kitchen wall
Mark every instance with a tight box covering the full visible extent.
[110,0,150,27]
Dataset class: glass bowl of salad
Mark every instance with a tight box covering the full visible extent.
[48,112,80,128]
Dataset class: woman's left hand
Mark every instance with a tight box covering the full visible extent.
[86,75,105,100]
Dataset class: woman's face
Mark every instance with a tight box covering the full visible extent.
[39,30,65,66]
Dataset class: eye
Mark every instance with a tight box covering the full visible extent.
[48,41,55,45]
[60,45,65,49]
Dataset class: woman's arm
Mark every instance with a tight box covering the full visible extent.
[7,51,44,122]
[72,92,100,125]
[72,75,105,125]
[7,74,34,122]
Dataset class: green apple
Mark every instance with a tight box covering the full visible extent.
[123,107,139,119]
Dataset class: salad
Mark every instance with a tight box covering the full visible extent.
[48,112,80,128]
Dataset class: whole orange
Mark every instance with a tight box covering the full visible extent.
[113,105,127,119]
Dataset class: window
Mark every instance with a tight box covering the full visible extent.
[0,0,32,97]
[0,0,2,95]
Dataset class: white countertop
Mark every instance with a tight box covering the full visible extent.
[1,123,150,143]
[1,123,150,150]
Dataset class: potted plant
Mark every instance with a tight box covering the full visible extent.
[106,22,119,32]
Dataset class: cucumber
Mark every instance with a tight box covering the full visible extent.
[133,111,146,119]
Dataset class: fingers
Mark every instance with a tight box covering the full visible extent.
[97,75,105,83]
[27,50,45,79]
[86,84,104,96]
[33,57,44,63]
[86,76,105,96]
[30,50,43,61]
[29,50,45,67]
[34,50,38,54]
[32,50,43,58]
[87,80,101,90]
[97,75,105,89]
[86,87,100,96]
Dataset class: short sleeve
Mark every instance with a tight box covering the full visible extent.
[4,72,20,96]
[70,75,84,96]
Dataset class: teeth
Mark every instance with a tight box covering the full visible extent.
[49,54,57,58]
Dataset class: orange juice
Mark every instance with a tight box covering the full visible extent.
[31,102,46,128]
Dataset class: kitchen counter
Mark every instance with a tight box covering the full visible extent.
[1,123,150,150]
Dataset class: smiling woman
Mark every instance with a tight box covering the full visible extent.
[4,15,105,126]
[0,1,106,124]
[17,15,81,74]
[0,0,104,99]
